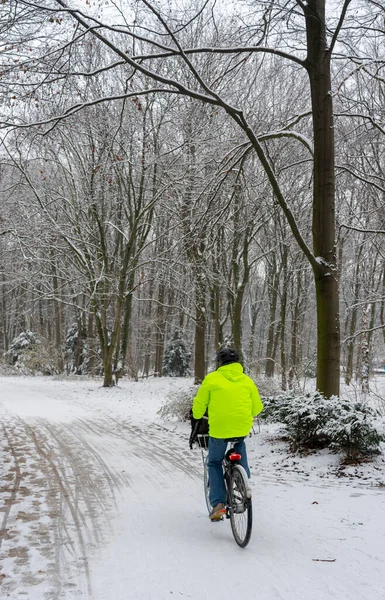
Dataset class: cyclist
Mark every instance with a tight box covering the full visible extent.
[192,347,263,521]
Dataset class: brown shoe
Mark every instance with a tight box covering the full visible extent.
[209,503,226,521]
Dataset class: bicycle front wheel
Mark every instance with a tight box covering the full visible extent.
[203,454,212,514]
[228,464,252,547]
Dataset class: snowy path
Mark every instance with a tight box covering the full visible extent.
[0,377,384,600]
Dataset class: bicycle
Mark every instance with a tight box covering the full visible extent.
[196,433,253,548]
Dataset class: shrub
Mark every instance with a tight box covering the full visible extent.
[5,331,60,375]
[162,330,191,377]
[158,385,198,421]
[262,391,385,461]
[21,345,60,375]
[326,402,385,462]
[6,331,39,364]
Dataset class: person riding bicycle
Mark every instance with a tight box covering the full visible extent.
[191,347,263,521]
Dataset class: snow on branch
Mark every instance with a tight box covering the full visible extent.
[339,224,385,235]
[258,130,313,154]
[334,112,385,136]
[1,89,186,131]
[336,164,385,193]
[133,45,305,67]
[342,323,385,344]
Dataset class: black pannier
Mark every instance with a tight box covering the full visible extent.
[189,408,209,449]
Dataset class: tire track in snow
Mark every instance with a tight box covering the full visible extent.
[0,413,134,599]
[0,416,64,597]
[0,424,22,551]
[0,404,202,599]
[104,415,202,480]
[24,421,94,598]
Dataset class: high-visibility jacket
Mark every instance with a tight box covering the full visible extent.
[192,362,263,439]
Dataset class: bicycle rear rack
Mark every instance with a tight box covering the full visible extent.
[196,434,209,450]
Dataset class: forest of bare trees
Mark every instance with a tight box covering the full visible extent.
[0,0,384,391]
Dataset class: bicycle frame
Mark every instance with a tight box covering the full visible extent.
[197,434,253,546]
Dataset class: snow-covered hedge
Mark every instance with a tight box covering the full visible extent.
[262,391,385,462]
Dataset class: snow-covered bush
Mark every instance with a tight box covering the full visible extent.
[262,391,385,461]
[5,331,59,375]
[162,330,191,377]
[158,384,198,421]
[7,331,38,363]
[262,392,333,449]
[326,402,385,462]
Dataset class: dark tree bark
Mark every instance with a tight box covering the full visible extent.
[194,271,206,384]
[51,249,63,371]
[345,246,363,385]
[1,271,9,352]
[154,283,166,376]
[279,245,288,391]
[265,252,281,377]
[303,0,340,397]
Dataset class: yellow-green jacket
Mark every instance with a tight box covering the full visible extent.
[192,363,263,438]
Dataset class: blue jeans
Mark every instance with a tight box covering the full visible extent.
[208,437,250,507]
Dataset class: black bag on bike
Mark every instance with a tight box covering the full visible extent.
[189,408,209,449]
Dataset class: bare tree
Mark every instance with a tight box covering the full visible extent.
[1,0,384,394]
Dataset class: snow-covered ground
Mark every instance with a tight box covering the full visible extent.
[0,376,384,600]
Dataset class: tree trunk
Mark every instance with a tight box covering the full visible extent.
[87,314,95,374]
[232,228,251,365]
[115,268,136,382]
[380,264,385,344]
[345,247,363,385]
[155,283,166,376]
[103,348,114,387]
[288,270,303,388]
[211,281,222,351]
[233,288,245,363]
[75,313,83,374]
[194,302,206,384]
[305,0,340,398]
[1,271,8,352]
[265,272,279,377]
[51,251,63,371]
[280,246,288,390]
[360,304,370,393]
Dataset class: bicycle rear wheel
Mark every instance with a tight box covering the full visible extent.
[228,464,252,547]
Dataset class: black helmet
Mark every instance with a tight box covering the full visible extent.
[216,347,239,367]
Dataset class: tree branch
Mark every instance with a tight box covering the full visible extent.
[0,89,186,131]
[259,130,313,154]
[339,224,385,235]
[335,164,385,193]
[328,0,353,57]
[334,112,385,136]
[133,45,305,67]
